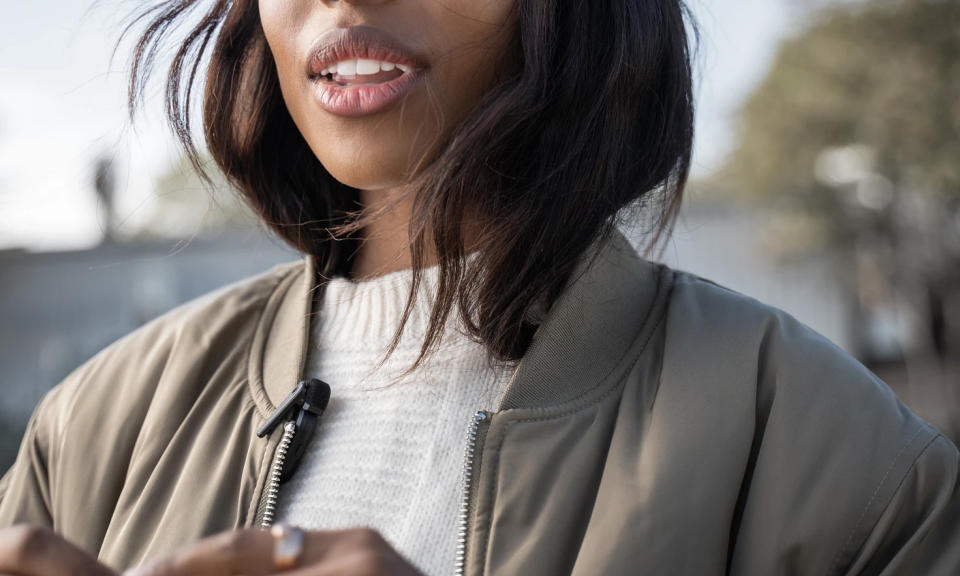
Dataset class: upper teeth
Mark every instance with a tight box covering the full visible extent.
[321,59,411,77]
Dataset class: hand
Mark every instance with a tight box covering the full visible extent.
[125,526,423,576]
[0,525,118,576]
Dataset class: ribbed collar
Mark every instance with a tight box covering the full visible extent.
[248,231,668,417]
[311,256,485,356]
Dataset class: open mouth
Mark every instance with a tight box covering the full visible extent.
[309,61,423,117]
[306,27,428,116]
[315,58,413,86]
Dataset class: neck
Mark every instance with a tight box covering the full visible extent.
[349,187,426,280]
[349,187,482,281]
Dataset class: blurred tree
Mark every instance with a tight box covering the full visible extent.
[136,154,258,239]
[719,0,960,437]
[722,0,960,214]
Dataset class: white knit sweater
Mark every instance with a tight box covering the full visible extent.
[273,264,516,575]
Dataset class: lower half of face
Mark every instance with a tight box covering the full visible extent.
[259,0,517,191]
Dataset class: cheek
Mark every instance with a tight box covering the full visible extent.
[428,1,518,118]
[258,1,304,94]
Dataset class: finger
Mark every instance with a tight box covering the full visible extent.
[269,528,414,576]
[126,527,347,576]
[127,526,380,576]
[0,525,117,576]
[272,549,377,576]
[125,529,272,576]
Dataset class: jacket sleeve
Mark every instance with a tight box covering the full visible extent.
[670,275,960,575]
[740,308,960,576]
[844,433,960,575]
[0,383,70,528]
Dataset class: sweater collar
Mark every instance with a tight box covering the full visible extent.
[250,231,667,416]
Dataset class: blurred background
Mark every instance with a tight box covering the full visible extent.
[1,0,958,472]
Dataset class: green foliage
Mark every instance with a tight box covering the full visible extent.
[722,0,960,203]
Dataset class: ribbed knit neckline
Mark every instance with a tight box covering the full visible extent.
[315,263,446,351]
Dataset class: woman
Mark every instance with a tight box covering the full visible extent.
[0,0,958,574]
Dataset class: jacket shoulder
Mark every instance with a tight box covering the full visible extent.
[0,260,304,526]
[72,259,302,387]
[664,269,911,418]
[64,258,304,412]
[660,270,959,573]
[134,259,304,344]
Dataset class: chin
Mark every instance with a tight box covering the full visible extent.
[311,137,441,191]
[324,169,408,191]
[315,151,407,190]
[292,96,445,191]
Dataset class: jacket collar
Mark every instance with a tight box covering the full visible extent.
[249,231,666,416]
[248,254,316,417]
[497,232,668,410]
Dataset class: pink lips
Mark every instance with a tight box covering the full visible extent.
[307,26,428,117]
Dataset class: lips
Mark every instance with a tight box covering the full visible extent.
[306,26,428,117]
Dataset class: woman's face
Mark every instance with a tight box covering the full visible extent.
[260,0,518,191]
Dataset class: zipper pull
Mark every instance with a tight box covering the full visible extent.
[257,379,331,437]
[257,379,331,482]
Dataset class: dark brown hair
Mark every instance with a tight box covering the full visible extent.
[124,0,696,365]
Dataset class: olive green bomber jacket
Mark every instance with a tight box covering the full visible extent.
[1,232,958,575]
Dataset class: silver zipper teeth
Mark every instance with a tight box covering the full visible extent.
[454,410,488,575]
[260,421,297,528]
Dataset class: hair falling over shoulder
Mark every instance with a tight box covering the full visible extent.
[123,0,697,366]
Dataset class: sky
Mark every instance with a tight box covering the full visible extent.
[0,0,805,251]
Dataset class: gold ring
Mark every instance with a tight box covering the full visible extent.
[270,523,306,571]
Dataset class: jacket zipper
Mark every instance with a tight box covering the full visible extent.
[256,388,492,571]
[455,410,490,575]
[255,379,331,528]
[261,421,296,527]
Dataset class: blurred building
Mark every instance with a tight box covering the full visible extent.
[643,198,852,351]
[0,234,298,470]
[2,198,957,474]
